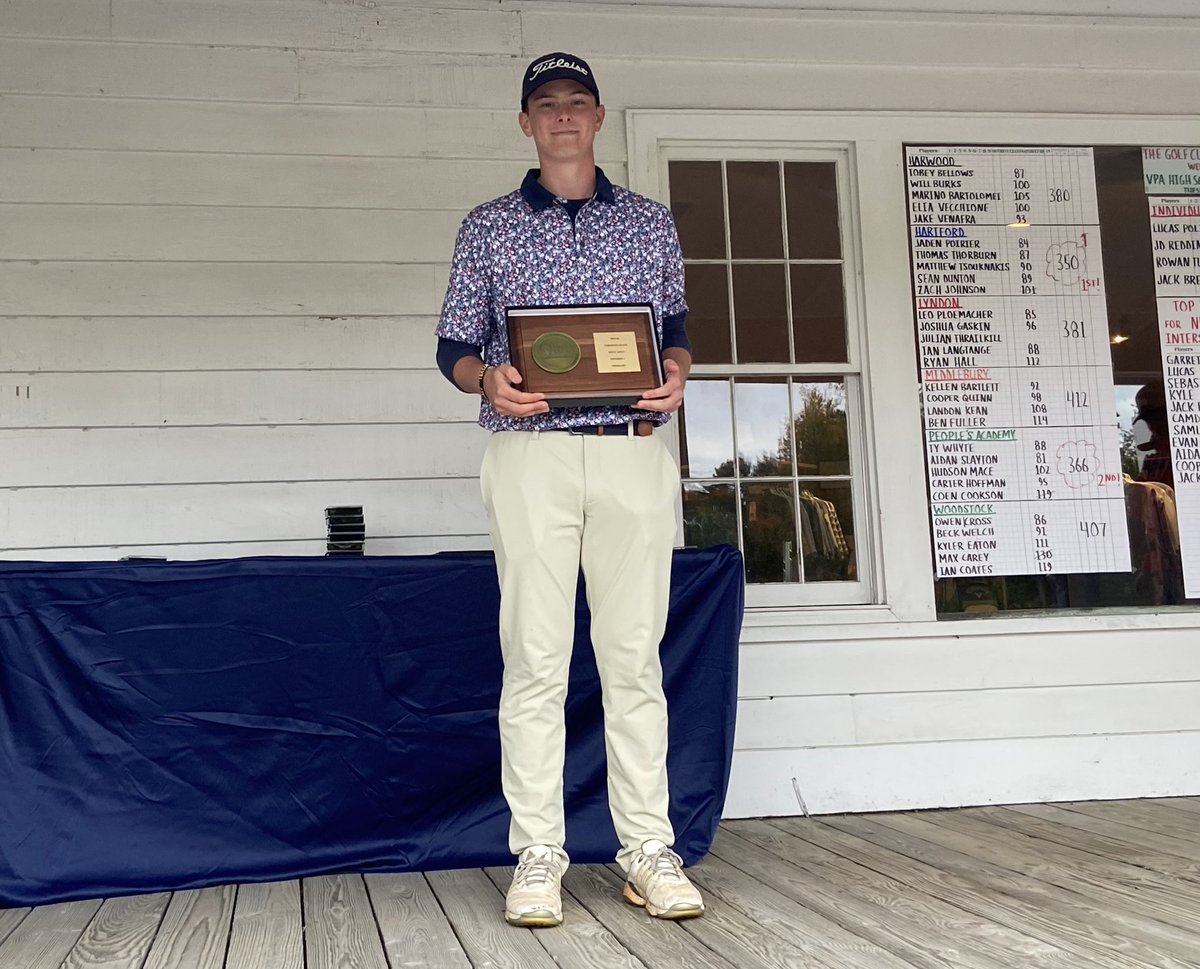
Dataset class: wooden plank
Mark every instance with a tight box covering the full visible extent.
[61,893,169,969]
[0,423,488,487]
[849,682,1200,746]
[0,261,448,317]
[558,864,740,969]
[711,824,1071,969]
[424,868,559,969]
[299,50,520,108]
[652,847,925,969]
[0,38,299,101]
[111,0,521,54]
[0,96,624,162]
[737,682,1200,751]
[0,898,103,969]
[0,477,490,550]
[292,46,1200,114]
[765,816,1166,969]
[0,205,465,263]
[0,908,31,947]
[1076,22,1200,70]
[1007,803,1200,864]
[871,811,1200,934]
[0,370,477,428]
[521,9,1087,69]
[0,316,444,372]
[1053,799,1200,846]
[1145,797,1200,818]
[723,733,1200,818]
[365,873,472,969]
[224,880,302,969]
[961,806,1200,886]
[0,0,109,38]
[3,43,1188,119]
[0,149,624,208]
[482,867,648,969]
[734,695,857,749]
[738,633,1200,699]
[562,0,1200,14]
[925,808,1200,903]
[0,532,490,562]
[302,874,387,969]
[600,60,1200,117]
[140,886,235,969]
[814,815,1200,969]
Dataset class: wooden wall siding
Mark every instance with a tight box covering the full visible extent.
[4,2,1197,561]
[0,317,439,370]
[554,0,1200,16]
[4,0,1200,815]
[726,732,1200,815]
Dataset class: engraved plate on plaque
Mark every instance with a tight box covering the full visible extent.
[594,331,640,373]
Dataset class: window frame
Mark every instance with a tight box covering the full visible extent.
[664,147,875,608]
[627,108,1200,627]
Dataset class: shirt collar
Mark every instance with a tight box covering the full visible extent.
[520,167,615,211]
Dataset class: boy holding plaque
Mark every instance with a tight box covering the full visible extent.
[434,52,702,927]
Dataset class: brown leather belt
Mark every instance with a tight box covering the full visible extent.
[567,421,655,437]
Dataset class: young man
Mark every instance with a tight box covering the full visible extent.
[435,52,703,927]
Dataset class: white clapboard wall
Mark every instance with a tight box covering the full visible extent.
[5,0,1200,815]
[5,0,1200,559]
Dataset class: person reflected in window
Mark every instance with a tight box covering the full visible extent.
[1134,378,1172,488]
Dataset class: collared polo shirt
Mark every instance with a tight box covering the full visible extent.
[436,167,688,432]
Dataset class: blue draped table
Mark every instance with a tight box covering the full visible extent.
[0,548,743,908]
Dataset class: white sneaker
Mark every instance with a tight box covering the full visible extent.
[623,840,705,919]
[505,845,563,927]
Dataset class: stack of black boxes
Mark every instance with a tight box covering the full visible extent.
[325,506,365,556]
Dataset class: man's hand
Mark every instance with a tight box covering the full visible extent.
[634,357,686,414]
[485,363,549,418]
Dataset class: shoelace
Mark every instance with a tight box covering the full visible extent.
[643,846,686,882]
[515,855,559,889]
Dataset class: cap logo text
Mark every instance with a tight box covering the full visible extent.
[530,57,589,80]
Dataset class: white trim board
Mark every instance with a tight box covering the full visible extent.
[725,731,1200,817]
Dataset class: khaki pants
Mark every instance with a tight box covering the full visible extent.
[480,428,679,870]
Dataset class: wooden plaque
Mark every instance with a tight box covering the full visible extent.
[506,304,663,408]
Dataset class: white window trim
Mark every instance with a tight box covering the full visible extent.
[665,147,874,609]
[628,108,1200,630]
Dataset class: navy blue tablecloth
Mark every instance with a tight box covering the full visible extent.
[0,548,743,907]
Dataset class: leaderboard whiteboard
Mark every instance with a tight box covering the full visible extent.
[905,146,1131,580]
[1149,197,1200,598]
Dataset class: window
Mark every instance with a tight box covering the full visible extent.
[918,145,1199,616]
[633,111,1200,627]
[666,153,873,606]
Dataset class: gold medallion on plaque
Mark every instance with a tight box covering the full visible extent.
[531,332,582,373]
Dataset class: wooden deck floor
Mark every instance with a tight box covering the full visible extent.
[4,798,1200,969]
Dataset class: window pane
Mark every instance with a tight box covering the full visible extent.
[799,481,856,582]
[683,482,738,550]
[680,379,734,478]
[791,264,848,363]
[920,145,1199,614]
[735,377,791,477]
[733,264,789,363]
[727,161,783,259]
[742,481,800,583]
[791,380,851,475]
[669,161,726,260]
[785,162,842,259]
[684,263,732,365]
